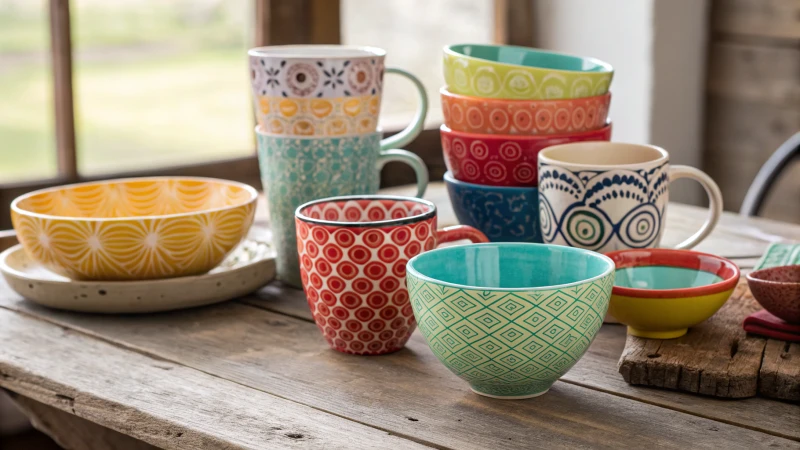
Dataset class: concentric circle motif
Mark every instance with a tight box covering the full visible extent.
[563,208,608,250]
[466,106,484,129]
[538,194,557,242]
[488,108,510,132]
[296,200,437,355]
[498,142,523,162]
[451,138,467,158]
[470,140,490,160]
[484,162,507,183]
[618,203,661,249]
[512,109,534,133]
[347,60,374,94]
[503,70,536,97]
[513,163,536,184]
[461,160,480,180]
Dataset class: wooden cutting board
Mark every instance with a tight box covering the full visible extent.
[618,281,799,401]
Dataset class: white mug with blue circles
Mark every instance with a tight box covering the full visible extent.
[537,142,723,254]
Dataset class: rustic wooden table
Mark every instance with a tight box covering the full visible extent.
[1,182,798,450]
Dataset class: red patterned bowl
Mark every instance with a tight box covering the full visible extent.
[441,123,612,187]
[441,88,611,135]
[746,265,800,324]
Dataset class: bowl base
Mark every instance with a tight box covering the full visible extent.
[628,327,688,339]
[469,383,552,400]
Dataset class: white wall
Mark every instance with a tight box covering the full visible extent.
[533,0,710,204]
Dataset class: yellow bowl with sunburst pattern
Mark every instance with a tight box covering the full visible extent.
[11,177,258,281]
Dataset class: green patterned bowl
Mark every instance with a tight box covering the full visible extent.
[443,44,613,100]
[407,243,614,399]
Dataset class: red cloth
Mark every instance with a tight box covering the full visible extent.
[743,309,800,342]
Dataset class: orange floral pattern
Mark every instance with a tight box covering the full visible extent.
[254,95,381,136]
[12,178,257,281]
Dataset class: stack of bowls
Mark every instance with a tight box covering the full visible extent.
[248,45,430,287]
[440,44,614,243]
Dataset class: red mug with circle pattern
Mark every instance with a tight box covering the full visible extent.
[295,195,488,355]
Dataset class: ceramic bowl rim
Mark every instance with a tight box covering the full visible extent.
[443,43,614,75]
[248,45,386,59]
[11,176,258,223]
[407,242,615,292]
[439,86,612,105]
[295,195,437,228]
[606,248,740,298]
[443,171,538,192]
[440,123,612,142]
[255,125,383,141]
[745,265,800,287]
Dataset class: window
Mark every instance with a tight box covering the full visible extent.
[0,1,57,183]
[0,0,532,229]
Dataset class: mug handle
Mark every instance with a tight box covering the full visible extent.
[668,165,724,250]
[436,225,489,246]
[379,68,429,150]
[377,149,429,198]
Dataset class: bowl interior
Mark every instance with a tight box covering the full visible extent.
[607,249,739,292]
[297,197,433,225]
[615,266,724,290]
[748,265,800,284]
[14,178,255,219]
[409,243,612,289]
[448,44,610,73]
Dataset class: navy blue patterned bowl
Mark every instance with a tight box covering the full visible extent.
[445,172,543,243]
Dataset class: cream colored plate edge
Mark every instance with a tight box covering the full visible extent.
[0,240,275,314]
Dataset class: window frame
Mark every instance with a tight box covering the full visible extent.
[0,0,534,229]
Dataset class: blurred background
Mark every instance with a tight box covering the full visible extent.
[0,0,798,444]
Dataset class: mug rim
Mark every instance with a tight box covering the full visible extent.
[248,45,387,59]
[439,86,612,104]
[443,43,613,75]
[444,171,538,192]
[538,142,668,170]
[255,125,382,140]
[295,195,436,228]
[407,242,615,292]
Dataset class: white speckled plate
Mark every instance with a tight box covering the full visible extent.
[0,239,275,313]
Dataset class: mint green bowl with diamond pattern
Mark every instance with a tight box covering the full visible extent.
[407,243,614,399]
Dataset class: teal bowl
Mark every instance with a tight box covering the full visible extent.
[407,243,615,399]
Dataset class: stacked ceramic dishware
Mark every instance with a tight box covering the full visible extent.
[439,43,614,243]
[248,45,430,287]
[3,177,276,314]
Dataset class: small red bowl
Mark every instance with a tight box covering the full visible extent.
[440,123,612,187]
[441,88,611,135]
[746,265,800,324]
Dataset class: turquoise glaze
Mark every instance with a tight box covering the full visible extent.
[615,266,724,290]
[448,44,612,73]
[407,243,615,399]
[257,131,428,286]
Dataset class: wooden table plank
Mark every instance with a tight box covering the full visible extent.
[246,283,800,441]
[1,293,796,449]
[0,309,431,450]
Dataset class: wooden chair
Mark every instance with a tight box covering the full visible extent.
[739,132,800,218]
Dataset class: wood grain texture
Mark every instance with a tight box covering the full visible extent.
[48,0,77,181]
[0,309,430,450]
[619,281,800,402]
[711,0,800,40]
[244,282,800,441]
[706,41,800,107]
[760,339,800,401]
[7,393,158,450]
[0,293,796,449]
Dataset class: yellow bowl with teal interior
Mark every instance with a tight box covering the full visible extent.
[11,177,258,281]
[606,249,740,339]
[443,44,613,100]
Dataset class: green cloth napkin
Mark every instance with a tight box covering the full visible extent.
[754,243,800,270]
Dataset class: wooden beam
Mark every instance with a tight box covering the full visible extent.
[254,0,341,46]
[48,0,78,181]
[493,0,536,46]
